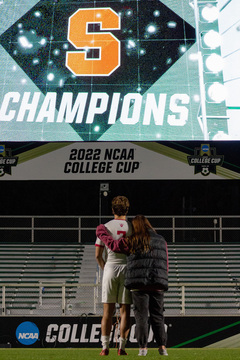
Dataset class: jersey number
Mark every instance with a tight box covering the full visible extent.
[66,8,121,76]
[117,231,126,237]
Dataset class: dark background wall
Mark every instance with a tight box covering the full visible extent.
[1,179,240,217]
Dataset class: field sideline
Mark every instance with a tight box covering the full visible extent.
[0,348,240,360]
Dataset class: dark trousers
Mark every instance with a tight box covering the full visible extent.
[132,290,166,348]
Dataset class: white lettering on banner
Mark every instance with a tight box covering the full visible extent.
[35,92,56,123]
[86,93,109,124]
[89,324,101,343]
[0,91,190,126]
[143,93,167,125]
[0,158,17,165]
[57,92,88,123]
[168,94,189,126]
[108,93,121,124]
[18,333,38,339]
[80,324,88,343]
[190,157,222,165]
[70,324,80,343]
[129,324,137,343]
[0,92,20,121]
[120,93,142,124]
[111,325,120,343]
[45,324,58,343]
[148,327,154,342]
[58,324,71,343]
[44,323,162,344]
[18,92,41,122]
[45,323,101,344]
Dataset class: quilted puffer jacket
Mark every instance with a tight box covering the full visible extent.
[96,225,168,291]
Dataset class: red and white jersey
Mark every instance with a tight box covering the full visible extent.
[95,219,132,265]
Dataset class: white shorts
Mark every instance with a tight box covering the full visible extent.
[102,264,132,304]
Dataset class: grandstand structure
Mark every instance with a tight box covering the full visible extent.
[0,242,240,317]
[0,243,84,316]
[166,243,240,315]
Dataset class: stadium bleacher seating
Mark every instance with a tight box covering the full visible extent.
[1,243,240,316]
[0,243,84,315]
[166,243,240,315]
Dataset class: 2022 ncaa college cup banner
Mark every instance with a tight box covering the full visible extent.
[1,141,240,180]
[0,0,239,142]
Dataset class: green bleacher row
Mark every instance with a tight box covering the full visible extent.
[165,244,240,312]
[0,243,240,313]
[0,243,84,312]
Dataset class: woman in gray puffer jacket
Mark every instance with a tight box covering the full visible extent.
[96,215,168,356]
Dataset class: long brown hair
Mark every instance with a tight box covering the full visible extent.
[127,215,155,254]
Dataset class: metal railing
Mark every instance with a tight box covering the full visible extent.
[0,282,100,316]
[1,282,239,317]
[1,215,240,243]
[175,282,240,316]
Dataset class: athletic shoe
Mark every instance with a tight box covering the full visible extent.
[158,348,168,356]
[100,349,109,356]
[138,349,148,356]
[118,349,128,355]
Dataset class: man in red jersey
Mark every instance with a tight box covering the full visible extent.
[95,196,132,356]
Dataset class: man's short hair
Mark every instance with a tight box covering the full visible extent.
[112,196,130,216]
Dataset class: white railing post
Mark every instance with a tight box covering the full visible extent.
[181,285,185,316]
[39,282,43,306]
[172,217,175,243]
[78,217,81,243]
[2,286,5,316]
[62,285,66,315]
[219,217,223,243]
[213,218,218,242]
[93,286,97,314]
[95,267,99,298]
[31,217,34,243]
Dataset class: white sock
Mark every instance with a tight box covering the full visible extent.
[138,348,148,356]
[119,337,127,351]
[101,335,110,350]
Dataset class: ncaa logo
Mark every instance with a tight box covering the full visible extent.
[16,321,39,345]
[201,144,209,153]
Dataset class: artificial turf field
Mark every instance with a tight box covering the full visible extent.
[0,348,240,360]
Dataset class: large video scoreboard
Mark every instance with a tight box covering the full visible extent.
[0,0,239,141]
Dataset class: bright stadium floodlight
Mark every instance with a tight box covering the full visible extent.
[202,30,221,49]
[204,53,224,73]
[190,0,229,140]
[206,82,227,103]
[201,4,219,22]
